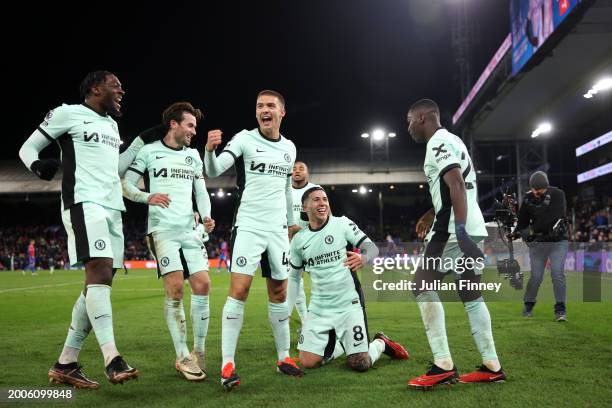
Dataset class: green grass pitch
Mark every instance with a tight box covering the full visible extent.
[1,268,611,407]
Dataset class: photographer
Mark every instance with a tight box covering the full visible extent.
[510,171,568,321]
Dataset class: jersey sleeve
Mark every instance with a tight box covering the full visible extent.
[221,131,247,161]
[38,105,71,141]
[126,145,149,177]
[342,216,368,248]
[289,237,303,269]
[425,134,461,177]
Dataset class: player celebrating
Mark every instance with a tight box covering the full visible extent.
[290,161,319,325]
[18,71,163,388]
[288,187,409,371]
[122,102,214,381]
[205,90,302,390]
[406,99,505,389]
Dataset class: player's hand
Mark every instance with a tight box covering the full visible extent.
[204,216,215,233]
[147,193,171,208]
[30,159,60,181]
[416,212,434,240]
[344,251,366,270]
[139,124,168,144]
[288,224,301,240]
[206,129,223,152]
[455,222,484,261]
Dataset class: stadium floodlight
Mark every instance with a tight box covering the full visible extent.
[389,185,395,190]
[359,186,367,194]
[227,193,232,196]
[583,77,612,99]
[531,122,552,138]
[361,133,370,138]
[388,132,396,138]
[419,184,424,189]
[217,189,225,198]
[352,189,358,193]
[211,193,216,196]
[372,129,385,141]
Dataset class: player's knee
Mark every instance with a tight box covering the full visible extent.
[190,273,210,295]
[84,258,113,285]
[166,284,183,300]
[347,354,371,372]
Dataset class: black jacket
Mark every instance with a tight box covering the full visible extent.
[515,186,567,241]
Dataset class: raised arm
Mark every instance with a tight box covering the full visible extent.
[204,129,235,177]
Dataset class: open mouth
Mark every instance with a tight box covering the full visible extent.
[261,114,272,126]
[113,96,122,110]
[316,206,327,215]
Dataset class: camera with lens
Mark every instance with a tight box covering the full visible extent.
[493,186,524,290]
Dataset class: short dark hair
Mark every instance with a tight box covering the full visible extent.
[162,102,204,128]
[302,186,325,204]
[409,99,440,115]
[257,90,285,108]
[79,70,115,99]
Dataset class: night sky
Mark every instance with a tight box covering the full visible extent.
[6,1,509,159]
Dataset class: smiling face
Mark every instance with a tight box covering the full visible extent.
[256,94,285,134]
[171,112,197,147]
[304,189,330,224]
[97,74,125,117]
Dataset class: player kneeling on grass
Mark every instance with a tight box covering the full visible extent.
[287,187,409,372]
[122,102,214,381]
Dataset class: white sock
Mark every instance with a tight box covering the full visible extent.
[268,301,290,361]
[164,298,189,360]
[221,297,244,367]
[58,346,80,365]
[368,338,385,366]
[416,291,453,370]
[85,284,119,366]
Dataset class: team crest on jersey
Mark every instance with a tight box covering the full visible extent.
[160,257,170,267]
[185,156,193,165]
[284,153,291,163]
[94,239,106,250]
[325,235,334,245]
[236,256,247,267]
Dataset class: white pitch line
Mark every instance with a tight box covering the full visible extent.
[0,275,150,294]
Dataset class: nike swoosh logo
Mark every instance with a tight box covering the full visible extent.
[256,148,265,152]
[180,320,186,324]
[94,314,110,320]
[201,317,209,321]
[84,121,93,124]
[353,342,363,347]
[302,244,311,250]
[279,317,289,322]
[226,316,238,320]
[155,155,166,159]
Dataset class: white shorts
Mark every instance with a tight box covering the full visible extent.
[229,227,289,280]
[147,230,209,278]
[298,308,369,357]
[424,232,485,277]
[61,202,124,268]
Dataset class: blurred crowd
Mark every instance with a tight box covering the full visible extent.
[2,196,611,271]
[572,197,612,243]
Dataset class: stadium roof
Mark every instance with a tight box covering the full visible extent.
[455,0,612,142]
[0,148,425,194]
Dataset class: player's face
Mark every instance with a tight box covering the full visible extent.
[304,190,330,223]
[256,95,285,132]
[531,187,547,198]
[172,113,197,147]
[98,75,125,117]
[292,162,309,183]
[407,109,426,143]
